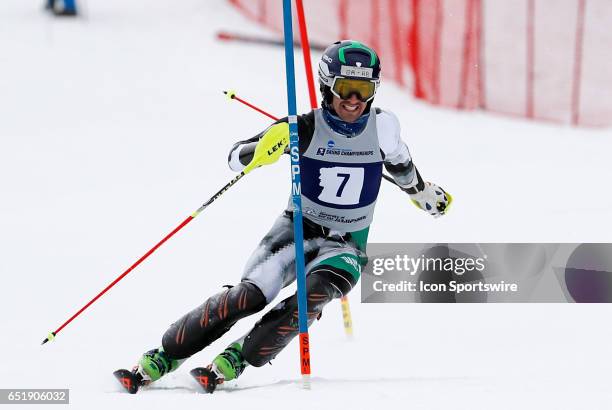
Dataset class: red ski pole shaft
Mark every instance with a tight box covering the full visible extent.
[224,91,279,122]
[42,172,246,345]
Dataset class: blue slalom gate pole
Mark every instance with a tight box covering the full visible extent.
[281,0,311,389]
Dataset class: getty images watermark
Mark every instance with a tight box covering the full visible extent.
[361,243,612,303]
[371,252,517,294]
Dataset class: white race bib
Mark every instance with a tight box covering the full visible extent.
[317,167,364,205]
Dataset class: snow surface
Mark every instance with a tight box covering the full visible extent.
[1,1,612,409]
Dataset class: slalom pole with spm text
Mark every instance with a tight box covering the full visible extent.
[294,0,355,339]
[41,170,253,345]
[282,0,311,389]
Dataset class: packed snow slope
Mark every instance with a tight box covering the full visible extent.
[1,1,612,409]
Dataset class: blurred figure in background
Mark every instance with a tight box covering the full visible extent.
[46,0,77,17]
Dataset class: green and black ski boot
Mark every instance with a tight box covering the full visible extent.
[191,343,247,394]
[114,348,181,394]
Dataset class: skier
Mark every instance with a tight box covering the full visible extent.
[115,40,452,394]
[45,0,78,16]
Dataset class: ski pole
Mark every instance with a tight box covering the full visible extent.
[41,172,247,345]
[224,90,277,121]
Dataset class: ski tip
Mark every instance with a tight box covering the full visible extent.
[190,367,218,394]
[224,90,236,100]
[113,369,140,394]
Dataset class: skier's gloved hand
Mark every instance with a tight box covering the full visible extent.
[243,122,289,174]
[408,182,452,217]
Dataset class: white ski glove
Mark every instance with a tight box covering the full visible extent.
[409,182,452,217]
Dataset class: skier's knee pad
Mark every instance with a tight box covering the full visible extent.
[162,281,266,359]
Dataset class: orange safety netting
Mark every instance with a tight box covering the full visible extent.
[229,0,612,127]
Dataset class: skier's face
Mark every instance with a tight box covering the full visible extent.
[332,94,367,123]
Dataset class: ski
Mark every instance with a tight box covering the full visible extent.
[113,369,143,394]
[190,367,220,394]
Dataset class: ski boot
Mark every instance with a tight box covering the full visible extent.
[190,343,247,394]
[114,348,181,394]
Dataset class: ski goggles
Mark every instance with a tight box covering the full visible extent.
[330,77,378,102]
